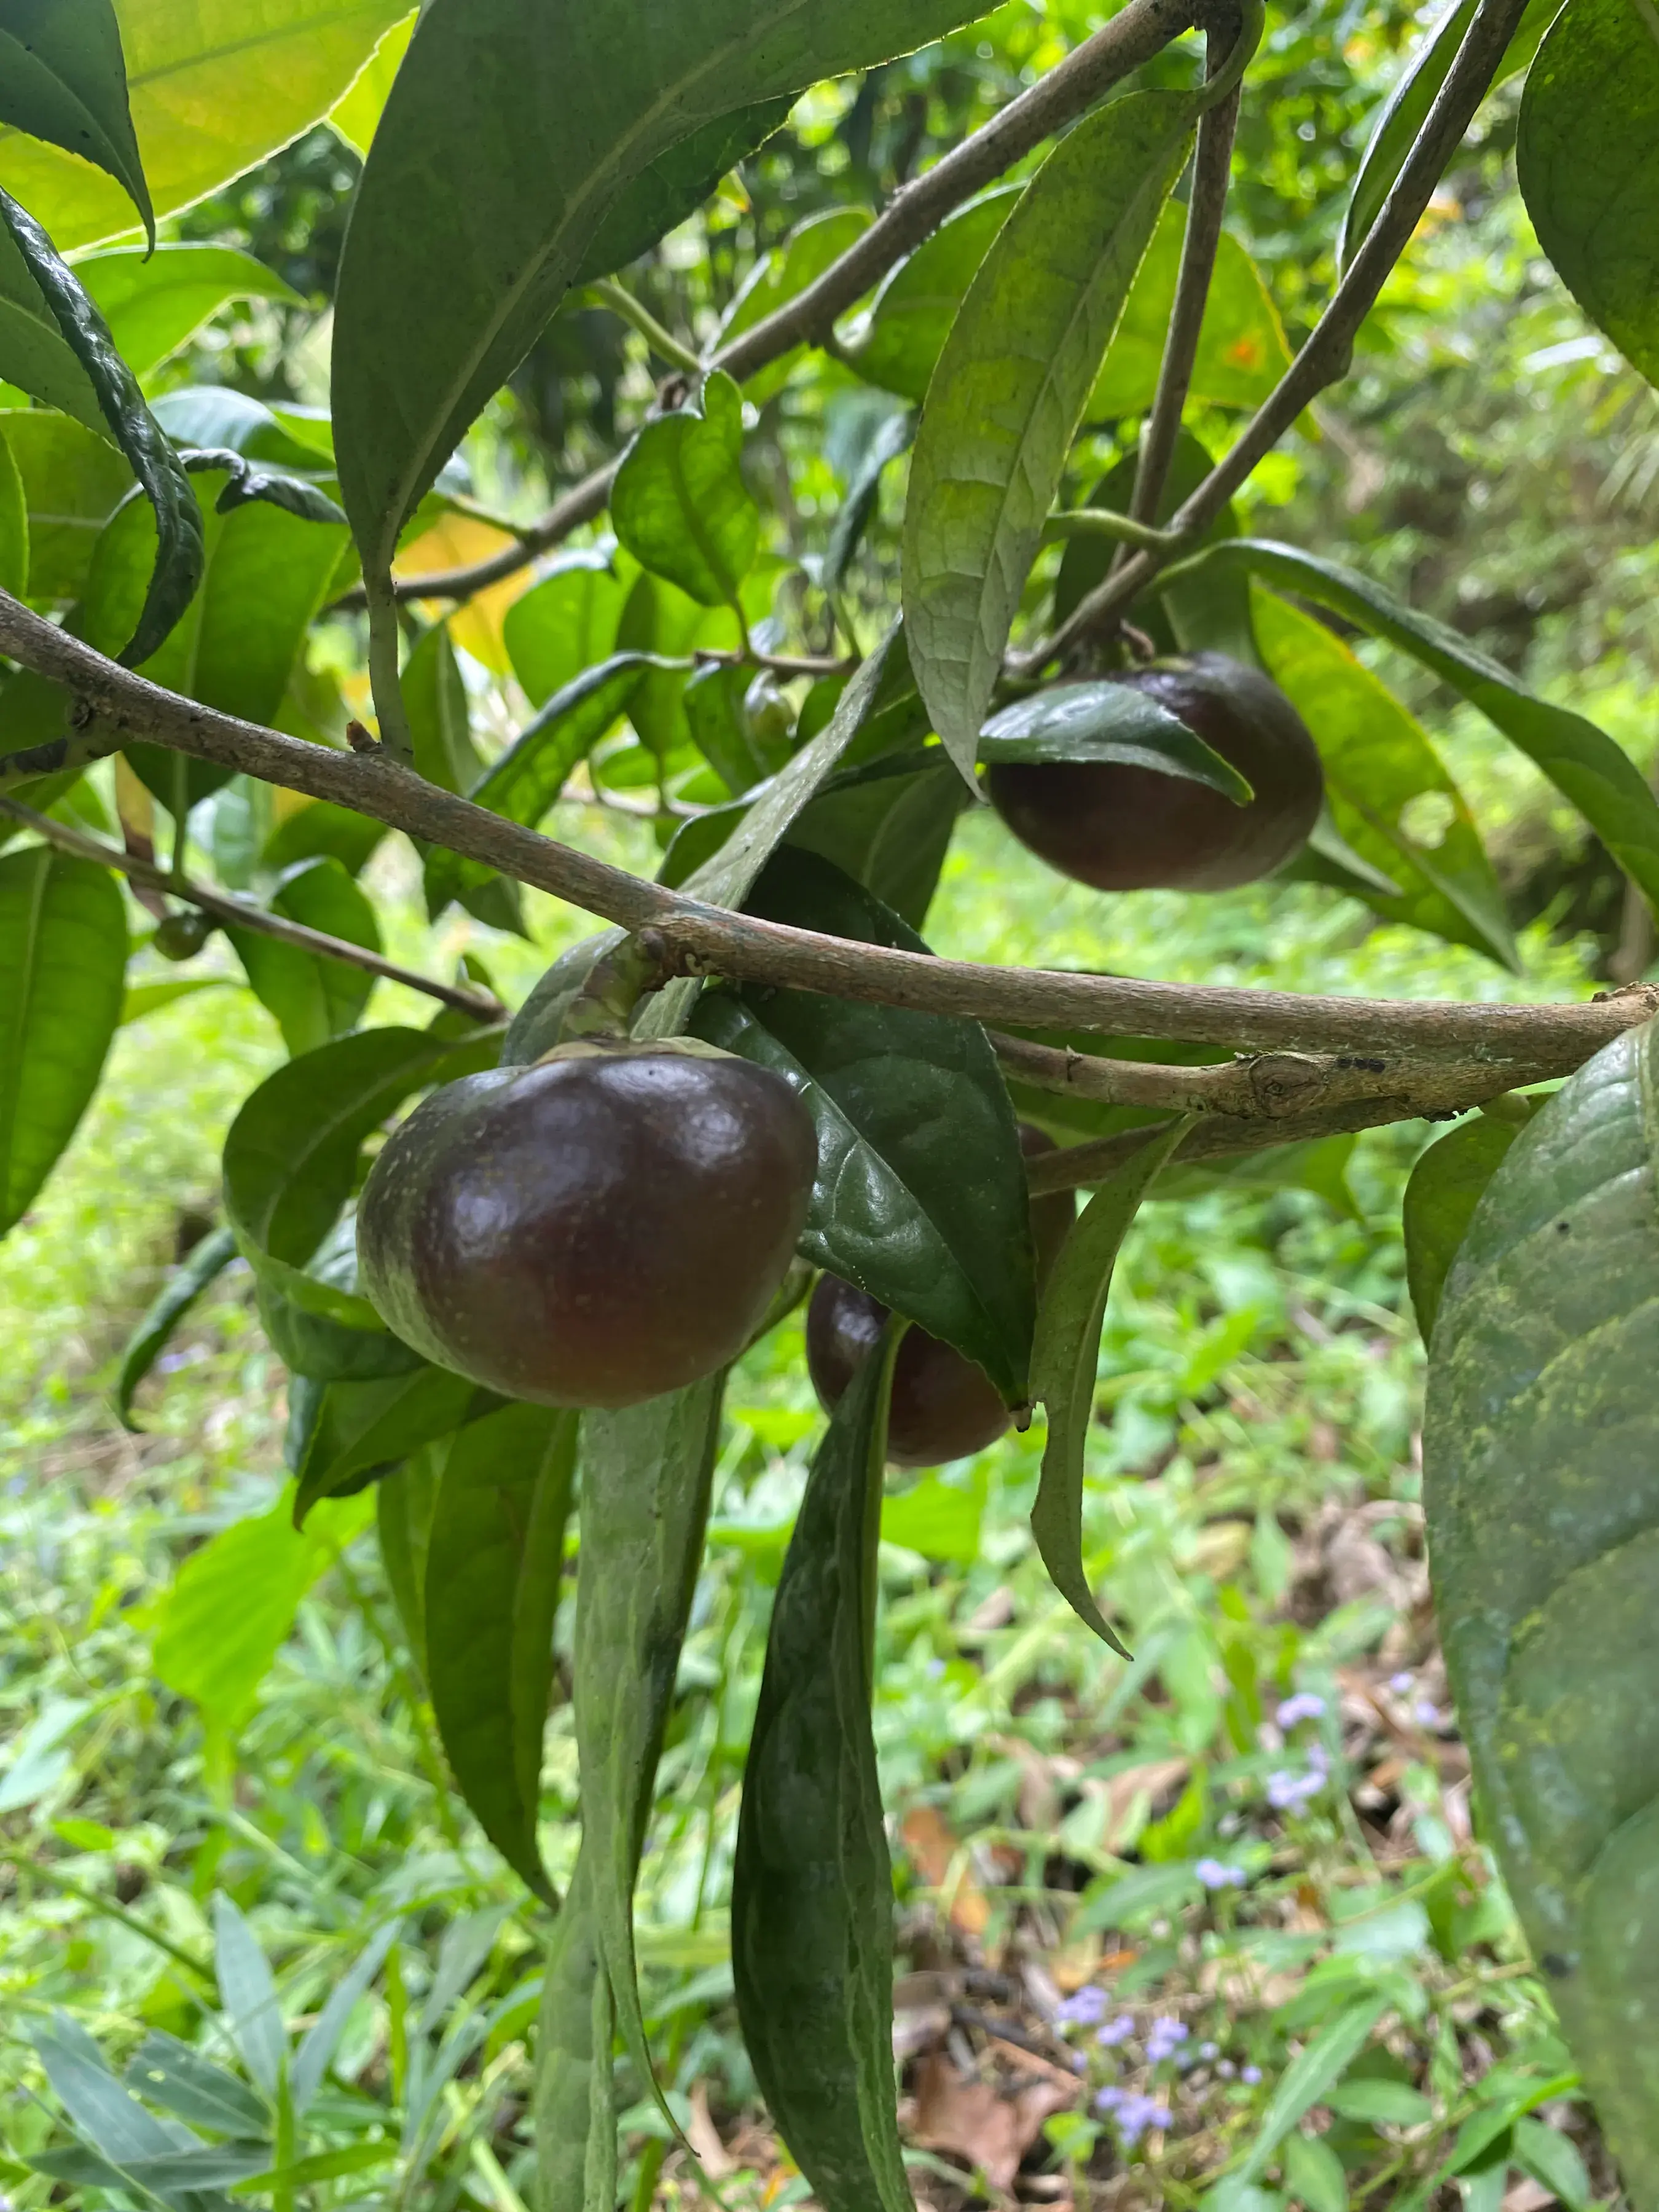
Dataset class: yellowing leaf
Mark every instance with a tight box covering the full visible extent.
[394,512,528,671]
[328,9,415,158]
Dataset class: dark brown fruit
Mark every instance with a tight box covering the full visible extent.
[986,652,1324,893]
[806,1125,1076,1468]
[357,1040,816,1410]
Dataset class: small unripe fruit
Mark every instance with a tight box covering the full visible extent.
[358,1040,816,1409]
[154,909,214,960]
[806,1125,1075,1467]
[986,653,1323,893]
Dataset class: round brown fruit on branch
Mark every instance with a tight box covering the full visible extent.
[357,1040,817,1409]
[986,652,1324,893]
[806,1125,1077,1468]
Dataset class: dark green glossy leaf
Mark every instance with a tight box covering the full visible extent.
[825,407,914,592]
[503,551,627,709]
[424,653,649,919]
[904,91,1197,779]
[332,0,990,715]
[1426,1020,1659,2188]
[1193,539,1659,911]
[263,798,386,880]
[292,1367,484,1524]
[227,857,382,1059]
[0,190,201,664]
[76,242,300,377]
[255,1215,425,1384]
[425,1404,578,1904]
[980,681,1252,799]
[1518,0,1659,388]
[534,1852,615,2212]
[683,661,791,798]
[1405,1114,1536,1344]
[1284,806,1406,903]
[2,407,130,601]
[576,101,794,284]
[781,748,966,930]
[0,0,151,241]
[1090,200,1290,416]
[377,1448,440,1674]
[846,187,1019,402]
[693,849,1035,1406]
[0,219,104,431]
[1346,0,1565,274]
[151,385,333,471]
[1032,1120,1191,1655]
[718,205,874,404]
[611,371,757,610]
[223,1025,497,1327]
[1252,587,1517,968]
[733,1327,909,2211]
[116,1222,238,1430]
[0,847,125,1239]
[575,1374,724,2141]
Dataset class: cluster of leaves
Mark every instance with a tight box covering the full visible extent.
[1,0,1658,2201]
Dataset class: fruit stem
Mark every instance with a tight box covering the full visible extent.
[561,928,677,1039]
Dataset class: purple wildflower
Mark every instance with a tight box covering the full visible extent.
[1055,1985,1110,2029]
[1241,2064,1263,2085]
[1145,2017,1188,2063]
[1267,1766,1324,1810]
[1196,1856,1246,1891]
[1389,1671,1414,1693]
[1198,2041,1220,2061]
[1276,1692,1327,1727]
[1112,2092,1173,2147]
[1096,2014,1134,2047]
[1217,2060,1236,2079]
[1414,1698,1441,1727]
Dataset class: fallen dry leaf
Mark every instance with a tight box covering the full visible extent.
[901,1804,992,1937]
[912,2052,1074,2190]
[687,2083,735,2178]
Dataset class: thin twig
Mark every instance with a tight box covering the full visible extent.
[1040,508,1188,555]
[586,276,704,377]
[1,592,1651,1085]
[0,793,504,1021]
[1023,0,1535,667]
[342,0,1204,615]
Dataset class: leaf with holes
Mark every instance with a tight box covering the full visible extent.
[1425,1019,1659,2191]
[903,90,1196,779]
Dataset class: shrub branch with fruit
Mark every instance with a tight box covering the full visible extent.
[3,0,1659,2199]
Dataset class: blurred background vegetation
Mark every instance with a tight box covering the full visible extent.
[2,0,1652,2203]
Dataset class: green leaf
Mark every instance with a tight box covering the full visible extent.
[32,2014,201,2187]
[1518,0,1659,388]
[124,2033,269,2138]
[1090,200,1291,416]
[1192,539,1659,911]
[611,371,758,611]
[81,464,346,808]
[326,9,415,157]
[264,796,386,879]
[0,0,151,241]
[846,186,1019,403]
[0,420,24,597]
[401,623,527,936]
[256,1217,424,1383]
[533,1852,616,2212]
[1402,1110,1534,1344]
[575,100,794,286]
[0,846,125,1239]
[881,1462,986,1564]
[423,653,649,919]
[684,661,791,798]
[1235,1999,1391,2185]
[331,0,991,710]
[116,1222,238,1430]
[1031,1120,1191,1655]
[0,223,104,432]
[227,857,382,1060]
[1512,2117,1594,2211]
[76,243,301,378]
[904,90,1196,780]
[575,1374,725,2144]
[376,1449,439,1674]
[1325,2080,1434,2125]
[825,408,914,592]
[1282,2131,1350,2212]
[0,0,410,253]
[980,680,1252,800]
[289,1921,400,2116]
[718,205,874,404]
[212,1894,285,2096]
[1250,588,1517,968]
[780,748,965,930]
[1425,1020,1659,2188]
[2,407,130,600]
[0,190,202,664]
[292,1365,484,1523]
[222,1024,497,1327]
[503,551,627,709]
[424,1404,578,1904]
[152,1489,373,1732]
[694,849,1037,1405]
[732,1327,909,2212]
[152,384,334,470]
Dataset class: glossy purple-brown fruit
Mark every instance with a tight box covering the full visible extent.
[806,1125,1076,1468]
[986,652,1324,893]
[357,1041,816,1409]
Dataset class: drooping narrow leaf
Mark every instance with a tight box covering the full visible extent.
[979,681,1252,798]
[611,371,758,609]
[331,0,995,723]
[732,1327,910,2212]
[903,90,1198,780]
[0,847,125,1239]
[1425,1020,1659,2192]
[1402,1108,1536,1344]
[1518,0,1659,390]
[0,0,151,241]
[0,0,411,253]
[212,1896,286,2096]
[574,1374,725,2141]
[845,187,1021,403]
[0,190,202,664]
[1031,1120,1191,1655]
[292,1366,485,1523]
[1251,588,1517,968]
[424,1403,578,1904]
[1189,539,1659,910]
[692,849,1037,1406]
[117,1222,238,1430]
[534,1853,616,2212]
